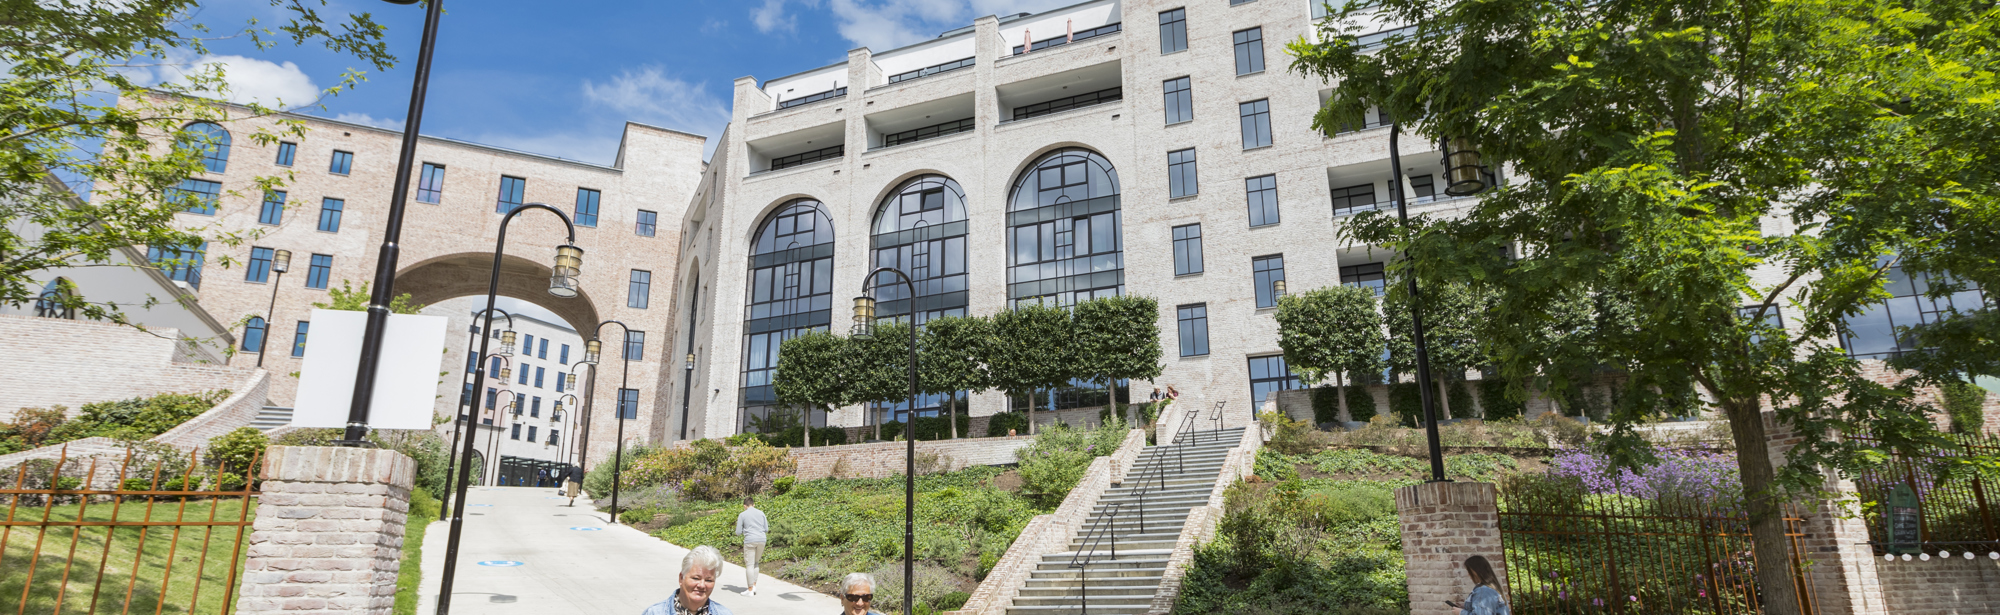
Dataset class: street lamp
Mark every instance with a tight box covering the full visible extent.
[565,361,596,500]
[255,249,291,368]
[437,202,581,614]
[486,390,521,488]
[555,393,579,472]
[1272,279,1288,301]
[340,0,445,448]
[679,352,695,441]
[586,320,636,524]
[853,266,920,615]
[441,308,513,520]
[1385,120,1489,483]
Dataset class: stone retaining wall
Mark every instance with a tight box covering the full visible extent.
[952,429,1146,615]
[788,435,1036,480]
[0,314,252,422]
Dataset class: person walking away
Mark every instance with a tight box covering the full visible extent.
[565,464,585,506]
[837,572,884,615]
[1444,555,1509,615]
[735,496,768,596]
[642,545,733,615]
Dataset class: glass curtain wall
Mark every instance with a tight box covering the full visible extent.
[868,175,971,424]
[738,198,837,433]
[1004,148,1129,415]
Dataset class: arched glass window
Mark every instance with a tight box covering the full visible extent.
[33,278,76,319]
[182,122,232,174]
[1006,147,1123,308]
[243,316,267,352]
[739,198,836,432]
[865,175,971,423]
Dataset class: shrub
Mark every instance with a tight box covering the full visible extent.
[1344,384,1378,419]
[985,412,1029,437]
[585,443,662,499]
[1387,383,1424,427]
[869,561,960,615]
[1261,411,1330,456]
[1014,418,1126,507]
[206,427,268,474]
[72,390,230,441]
[772,475,796,495]
[880,414,972,442]
[1311,387,1341,424]
[1477,377,1525,421]
[1531,413,1593,447]
[756,426,851,447]
[620,439,796,502]
[1942,380,1987,434]
[1446,381,1476,419]
[621,509,658,524]
[2,406,69,447]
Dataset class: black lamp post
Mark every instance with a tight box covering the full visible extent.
[436,202,581,614]
[1385,121,1488,483]
[255,249,291,368]
[487,389,520,487]
[679,352,695,441]
[852,266,919,615]
[442,308,513,520]
[554,393,579,481]
[341,0,445,446]
[581,323,635,524]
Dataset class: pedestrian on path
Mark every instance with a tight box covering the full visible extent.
[642,545,733,615]
[1444,555,1510,615]
[735,496,768,596]
[565,465,585,506]
[838,572,884,615]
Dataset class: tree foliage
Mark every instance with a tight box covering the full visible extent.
[1072,296,1164,425]
[987,303,1076,435]
[1276,285,1389,422]
[919,315,994,440]
[313,280,424,314]
[774,330,852,447]
[1291,0,1999,608]
[2,0,395,325]
[1384,276,1488,419]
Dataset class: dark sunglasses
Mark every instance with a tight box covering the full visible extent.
[844,594,874,603]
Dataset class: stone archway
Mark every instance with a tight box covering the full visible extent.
[395,252,602,334]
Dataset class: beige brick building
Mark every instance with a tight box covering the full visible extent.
[127,94,707,464]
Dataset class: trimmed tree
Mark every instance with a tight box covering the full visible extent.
[773,330,852,448]
[1276,285,1389,423]
[1384,276,1486,420]
[988,303,1075,435]
[918,315,994,440]
[1074,296,1165,426]
[849,321,915,441]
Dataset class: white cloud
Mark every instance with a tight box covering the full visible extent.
[332,112,405,131]
[582,67,731,139]
[752,0,796,33]
[157,54,321,107]
[822,0,1076,50]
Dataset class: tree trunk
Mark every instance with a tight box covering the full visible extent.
[1434,373,1454,420]
[1107,380,1121,428]
[1335,372,1349,422]
[1028,390,1038,435]
[948,394,959,440]
[1720,396,1803,615]
[874,404,882,441]
[803,407,812,448]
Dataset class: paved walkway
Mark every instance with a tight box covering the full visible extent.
[416,487,842,614]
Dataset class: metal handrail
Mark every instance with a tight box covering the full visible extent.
[1068,502,1121,615]
[1129,405,1202,533]
[1207,400,1226,443]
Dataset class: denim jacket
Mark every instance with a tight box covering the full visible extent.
[1459,585,1509,615]
[642,590,734,615]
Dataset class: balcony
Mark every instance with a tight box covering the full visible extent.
[746,121,846,176]
[1011,22,1122,55]
[867,93,976,151]
[887,57,975,85]
[1326,151,1500,217]
[997,61,1124,125]
[776,86,846,111]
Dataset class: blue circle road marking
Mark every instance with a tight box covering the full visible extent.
[476,560,525,567]
[470,504,493,507]
[569,527,603,531]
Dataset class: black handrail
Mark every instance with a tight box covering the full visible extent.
[1207,400,1226,443]
[1130,405,1201,533]
[1068,502,1121,615]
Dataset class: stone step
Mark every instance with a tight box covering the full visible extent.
[250,406,294,431]
[1011,595,1158,608]
[1028,563,1170,578]
[1016,584,1161,598]
[1037,549,1171,563]
[1006,602,1154,615]
[1100,485,1215,499]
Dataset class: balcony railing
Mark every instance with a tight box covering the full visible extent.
[767,145,845,172]
[886,57,975,84]
[1009,86,1122,122]
[1011,22,1122,55]
[776,87,847,110]
[880,118,976,149]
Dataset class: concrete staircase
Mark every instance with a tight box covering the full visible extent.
[250,406,293,431]
[1006,427,1246,615]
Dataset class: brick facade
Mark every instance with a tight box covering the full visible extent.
[1395,482,1505,615]
[0,314,255,422]
[787,435,1035,480]
[235,446,416,614]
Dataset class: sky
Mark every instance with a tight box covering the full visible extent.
[173,0,1086,166]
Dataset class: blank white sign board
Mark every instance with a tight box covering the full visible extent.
[293,309,447,430]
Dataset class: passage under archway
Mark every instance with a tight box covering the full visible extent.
[395,252,602,334]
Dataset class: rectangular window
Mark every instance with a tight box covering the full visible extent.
[618,388,639,420]
[511,423,521,440]
[257,190,286,225]
[886,57,976,84]
[560,344,570,365]
[575,188,601,227]
[276,142,297,167]
[624,330,645,361]
[490,356,504,375]
[534,366,545,388]
[518,365,529,385]
[173,179,221,215]
[513,397,524,415]
[460,383,473,409]
[485,387,498,412]
[1011,87,1122,121]
[881,118,976,147]
[305,254,332,289]
[1177,304,1210,356]
[525,334,535,354]
[247,247,274,283]
[629,269,652,309]
[555,371,565,392]
[636,210,658,237]
[1168,148,1199,198]
[1409,174,1436,200]
[318,198,344,232]
[548,429,560,445]
[769,145,845,170]
[1341,262,1387,296]
[1233,27,1266,75]
[496,175,526,213]
[417,163,446,204]
[1335,106,1395,134]
[1249,355,1304,406]
[531,397,542,417]
[776,86,847,110]
[1163,77,1194,124]
[1253,254,1286,308]
[467,352,477,374]
[292,321,310,357]
[1246,174,1280,227]
[329,150,353,175]
[148,242,206,288]
[539,339,548,359]
[1159,8,1188,54]
[1173,224,1204,275]
[1331,182,1380,216]
[1239,99,1273,148]
[1011,22,1121,54]
[527,425,538,442]
[1842,262,1987,358]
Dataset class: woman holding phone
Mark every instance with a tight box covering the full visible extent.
[1443,555,1509,615]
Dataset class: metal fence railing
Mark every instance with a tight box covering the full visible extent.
[1848,432,2000,555]
[1,445,260,614]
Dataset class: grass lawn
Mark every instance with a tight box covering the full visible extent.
[0,496,256,614]
[394,488,440,615]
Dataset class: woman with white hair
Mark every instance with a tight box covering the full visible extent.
[837,572,884,615]
[642,545,735,615]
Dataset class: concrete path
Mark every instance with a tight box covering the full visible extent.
[416,486,842,614]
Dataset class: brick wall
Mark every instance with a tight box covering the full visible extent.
[1395,482,1505,615]
[236,446,416,614]
[0,314,257,421]
[954,429,1146,615]
[788,435,1036,480]
[1145,505,1220,615]
[154,369,272,449]
[1877,556,2000,615]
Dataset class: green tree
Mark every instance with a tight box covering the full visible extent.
[1276,285,1388,422]
[1291,0,1998,608]
[988,303,1075,435]
[314,280,424,314]
[2,1,393,325]
[1384,276,1487,420]
[850,321,915,440]
[1073,296,1164,426]
[205,426,269,474]
[918,315,994,440]
[773,330,852,447]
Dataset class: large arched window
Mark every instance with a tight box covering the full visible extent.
[182,122,232,174]
[739,198,836,432]
[243,316,268,352]
[1006,148,1123,308]
[33,278,76,319]
[870,175,969,324]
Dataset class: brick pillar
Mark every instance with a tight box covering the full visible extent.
[236,446,416,614]
[1396,482,1504,615]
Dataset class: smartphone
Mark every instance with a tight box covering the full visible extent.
[1444,601,1461,608]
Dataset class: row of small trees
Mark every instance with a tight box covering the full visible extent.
[771,295,1164,446]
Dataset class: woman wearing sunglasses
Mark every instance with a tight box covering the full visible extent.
[838,573,884,615]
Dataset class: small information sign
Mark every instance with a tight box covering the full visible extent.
[1886,483,1921,555]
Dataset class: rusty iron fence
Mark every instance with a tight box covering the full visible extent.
[1848,432,2000,555]
[0,444,261,614]
[1498,479,1816,615]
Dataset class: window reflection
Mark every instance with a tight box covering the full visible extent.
[739,198,837,432]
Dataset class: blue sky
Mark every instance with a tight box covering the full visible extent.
[181,0,1082,165]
